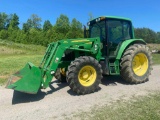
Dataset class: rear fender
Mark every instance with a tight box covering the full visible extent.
[116,39,146,60]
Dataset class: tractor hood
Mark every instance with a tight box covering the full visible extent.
[48,37,101,51]
[58,37,100,44]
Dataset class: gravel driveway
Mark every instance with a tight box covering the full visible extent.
[0,65,160,120]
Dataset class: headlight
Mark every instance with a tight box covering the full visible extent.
[87,22,90,26]
[96,18,100,22]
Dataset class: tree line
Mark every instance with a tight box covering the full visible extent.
[134,28,160,43]
[0,13,83,46]
[0,12,159,46]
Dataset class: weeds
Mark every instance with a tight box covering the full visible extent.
[74,92,160,120]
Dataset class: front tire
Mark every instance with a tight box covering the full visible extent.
[120,44,152,84]
[67,56,103,95]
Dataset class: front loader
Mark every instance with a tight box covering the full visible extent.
[6,16,152,94]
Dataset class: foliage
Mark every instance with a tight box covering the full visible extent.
[66,18,83,38]
[0,30,8,39]
[43,20,52,31]
[0,39,45,55]
[0,12,8,30]
[0,12,160,46]
[0,13,84,46]
[135,27,160,43]
[8,13,19,30]
[156,32,160,43]
[55,14,70,35]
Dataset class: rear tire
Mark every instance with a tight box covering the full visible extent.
[120,44,152,84]
[66,56,103,95]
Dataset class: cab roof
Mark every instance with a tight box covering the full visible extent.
[90,16,132,22]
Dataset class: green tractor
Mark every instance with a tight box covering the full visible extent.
[6,16,152,94]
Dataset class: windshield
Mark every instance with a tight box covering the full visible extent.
[108,20,132,44]
[89,20,106,39]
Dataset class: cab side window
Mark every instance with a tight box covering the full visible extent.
[108,20,131,44]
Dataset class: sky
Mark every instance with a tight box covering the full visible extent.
[0,0,159,32]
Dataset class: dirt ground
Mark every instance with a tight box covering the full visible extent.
[0,65,160,120]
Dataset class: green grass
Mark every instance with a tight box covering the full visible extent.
[74,92,160,120]
[0,55,43,85]
[0,39,45,85]
[0,55,43,75]
[147,44,160,64]
[0,78,6,86]
[0,39,45,55]
[152,54,160,65]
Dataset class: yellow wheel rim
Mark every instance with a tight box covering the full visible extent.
[60,68,66,76]
[78,65,97,87]
[132,53,148,76]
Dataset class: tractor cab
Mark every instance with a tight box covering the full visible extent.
[87,16,134,59]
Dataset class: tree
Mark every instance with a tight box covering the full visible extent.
[28,28,43,44]
[66,18,83,38]
[44,27,59,45]
[0,30,8,39]
[8,13,19,30]
[23,14,42,32]
[156,32,160,43]
[55,14,70,35]
[22,19,32,32]
[43,20,52,31]
[0,12,8,30]
[71,18,82,30]
[30,14,42,29]
[15,30,27,43]
[5,14,20,42]
[135,27,157,43]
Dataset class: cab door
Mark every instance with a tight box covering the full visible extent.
[107,19,132,59]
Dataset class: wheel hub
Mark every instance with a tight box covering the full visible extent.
[60,68,66,76]
[132,53,148,76]
[78,66,97,87]
[82,72,89,79]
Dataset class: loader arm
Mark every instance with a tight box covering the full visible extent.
[6,37,102,94]
[40,37,102,88]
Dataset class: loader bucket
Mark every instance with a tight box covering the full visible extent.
[6,62,42,94]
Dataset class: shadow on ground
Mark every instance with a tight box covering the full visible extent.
[12,76,129,104]
[67,75,128,96]
[12,80,68,105]
[67,87,102,96]
[101,75,128,86]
